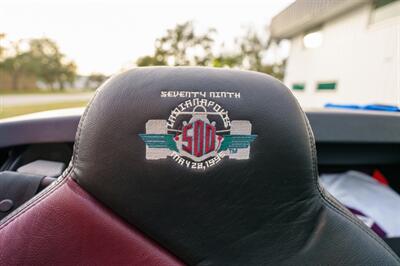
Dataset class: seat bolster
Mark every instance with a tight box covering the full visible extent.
[0,176,184,266]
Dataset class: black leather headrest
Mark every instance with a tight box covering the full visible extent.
[71,67,400,265]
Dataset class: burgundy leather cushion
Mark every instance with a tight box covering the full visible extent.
[0,177,183,266]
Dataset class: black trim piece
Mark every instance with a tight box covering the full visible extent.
[0,109,400,149]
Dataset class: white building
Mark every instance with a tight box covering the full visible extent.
[270,0,400,108]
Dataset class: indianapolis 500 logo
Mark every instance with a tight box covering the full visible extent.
[139,91,256,170]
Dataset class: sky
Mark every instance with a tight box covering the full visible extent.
[0,0,294,75]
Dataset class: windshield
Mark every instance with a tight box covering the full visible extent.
[0,0,399,119]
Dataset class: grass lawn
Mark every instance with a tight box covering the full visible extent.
[0,100,89,119]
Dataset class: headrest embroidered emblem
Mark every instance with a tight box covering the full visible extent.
[140,93,256,170]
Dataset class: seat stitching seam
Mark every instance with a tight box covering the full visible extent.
[0,86,103,229]
[0,170,70,228]
[71,85,103,172]
[300,108,400,262]
[283,85,400,261]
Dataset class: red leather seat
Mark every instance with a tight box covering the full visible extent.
[0,171,183,265]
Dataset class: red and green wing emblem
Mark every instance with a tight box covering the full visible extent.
[139,134,178,152]
[218,135,257,152]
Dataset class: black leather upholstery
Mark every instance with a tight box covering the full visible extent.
[0,171,43,220]
[72,67,400,265]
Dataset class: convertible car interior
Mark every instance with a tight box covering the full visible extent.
[0,67,399,265]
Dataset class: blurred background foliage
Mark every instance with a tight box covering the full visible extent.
[137,21,284,79]
[0,36,77,91]
[0,21,283,93]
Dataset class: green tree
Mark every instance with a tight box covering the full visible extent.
[0,40,37,91]
[135,21,285,80]
[137,21,216,67]
[55,61,77,90]
[86,72,108,90]
[212,54,242,68]
[0,33,5,60]
[235,29,285,80]
[136,55,166,67]
[29,38,77,90]
[239,30,266,72]
[212,43,242,68]
[0,37,77,91]
[258,60,285,81]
